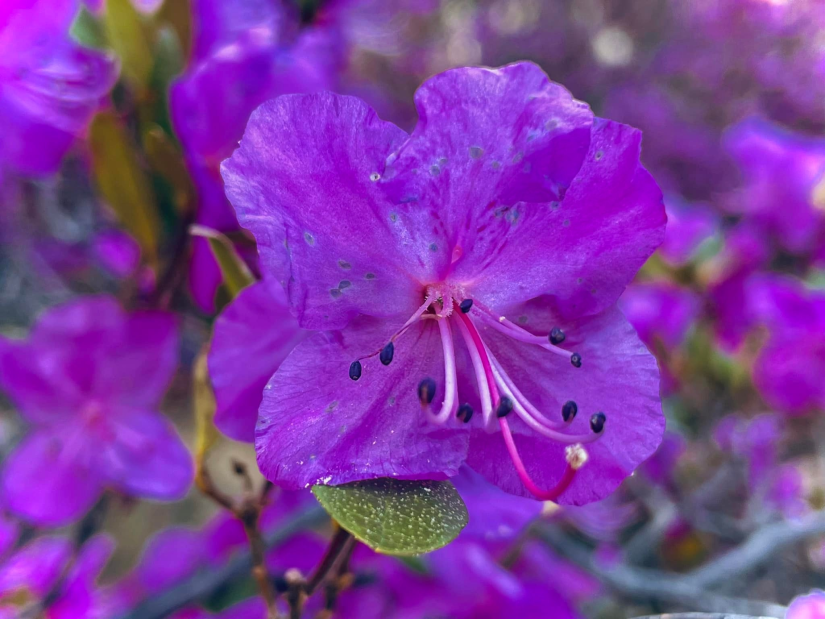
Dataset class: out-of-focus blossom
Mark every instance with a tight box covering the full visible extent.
[620,282,700,393]
[92,229,141,278]
[660,197,719,266]
[208,278,307,442]
[748,275,825,414]
[0,0,116,176]
[0,535,113,619]
[222,62,665,502]
[0,296,192,526]
[171,0,339,312]
[642,431,686,488]
[724,118,825,256]
[787,590,825,619]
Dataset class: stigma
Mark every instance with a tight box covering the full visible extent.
[347,290,607,501]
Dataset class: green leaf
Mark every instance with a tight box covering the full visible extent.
[89,112,160,268]
[190,225,255,300]
[193,343,219,469]
[312,479,468,556]
[70,6,108,49]
[104,0,153,88]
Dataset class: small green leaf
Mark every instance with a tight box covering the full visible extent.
[104,0,153,88]
[89,112,160,268]
[312,479,468,556]
[190,225,255,300]
[70,6,108,50]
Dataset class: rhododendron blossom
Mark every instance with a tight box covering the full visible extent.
[221,61,665,502]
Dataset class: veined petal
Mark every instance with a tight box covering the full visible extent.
[2,431,102,526]
[467,304,663,504]
[467,119,665,316]
[254,316,468,489]
[209,279,308,442]
[222,92,425,330]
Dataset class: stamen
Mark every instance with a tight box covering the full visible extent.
[499,417,588,501]
[348,360,362,381]
[452,312,494,426]
[561,400,577,422]
[422,318,459,425]
[486,349,572,430]
[417,378,436,404]
[590,412,606,433]
[379,342,395,366]
[457,403,474,423]
[496,396,514,418]
[459,298,474,313]
[356,296,437,364]
[570,352,582,368]
[473,309,572,360]
[549,327,566,345]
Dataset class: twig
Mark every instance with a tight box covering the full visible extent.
[304,526,353,596]
[684,510,825,589]
[117,507,328,619]
[535,524,788,618]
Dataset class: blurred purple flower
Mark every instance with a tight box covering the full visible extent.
[0,296,192,526]
[748,275,825,414]
[208,278,307,442]
[660,197,718,266]
[170,0,339,167]
[724,118,825,256]
[641,431,686,488]
[222,62,665,502]
[0,0,116,176]
[0,534,113,619]
[787,590,825,619]
[92,229,141,278]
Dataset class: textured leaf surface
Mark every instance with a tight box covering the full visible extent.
[312,479,468,555]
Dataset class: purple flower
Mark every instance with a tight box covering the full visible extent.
[787,590,825,619]
[222,62,665,502]
[170,0,339,167]
[659,197,719,266]
[0,0,116,176]
[0,534,113,619]
[748,275,825,414]
[208,278,308,441]
[724,118,825,256]
[92,229,141,279]
[0,296,192,526]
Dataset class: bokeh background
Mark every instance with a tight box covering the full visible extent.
[1,0,825,618]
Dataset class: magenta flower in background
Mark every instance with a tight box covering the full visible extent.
[748,275,825,415]
[659,197,718,266]
[0,534,113,619]
[221,62,665,502]
[171,0,339,312]
[787,590,825,619]
[0,296,192,526]
[724,118,825,256]
[208,277,308,442]
[0,0,116,176]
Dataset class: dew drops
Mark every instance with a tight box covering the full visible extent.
[438,157,448,165]
[389,213,398,223]
[339,280,352,290]
[429,243,438,252]
[370,172,381,181]
[304,231,315,246]
[338,260,351,270]
[469,146,485,159]
[491,161,501,170]
[330,288,342,298]
[429,164,441,176]
[325,400,340,413]
[594,150,604,161]
[365,272,376,280]
[563,219,571,227]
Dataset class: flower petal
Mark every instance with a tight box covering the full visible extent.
[2,431,102,526]
[209,279,308,442]
[467,119,665,316]
[466,304,663,504]
[222,92,421,330]
[255,316,468,489]
[95,409,193,500]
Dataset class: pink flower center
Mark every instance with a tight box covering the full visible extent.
[350,290,605,501]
